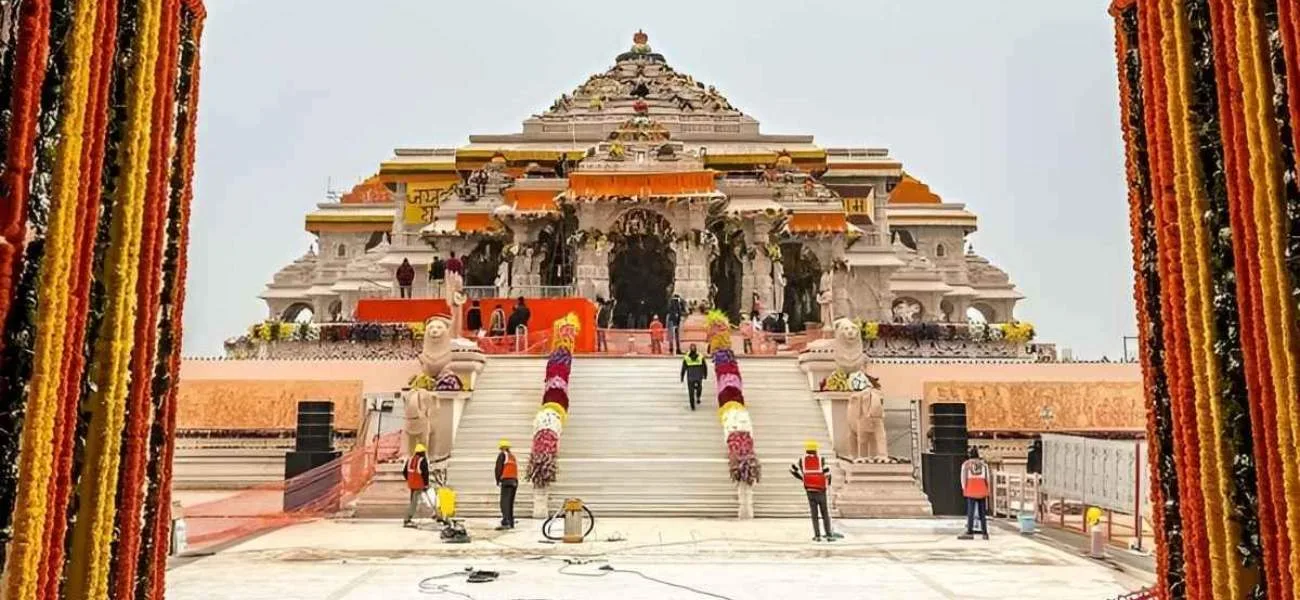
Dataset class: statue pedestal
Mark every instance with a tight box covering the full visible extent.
[737,484,754,519]
[832,461,932,517]
[795,347,837,391]
[532,487,550,519]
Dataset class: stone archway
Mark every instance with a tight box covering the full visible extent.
[609,208,676,328]
[969,302,997,323]
[779,242,820,331]
[464,240,503,287]
[708,219,744,321]
[280,302,314,322]
[891,297,924,323]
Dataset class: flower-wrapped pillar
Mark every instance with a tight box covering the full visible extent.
[0,1,208,597]
[526,313,579,517]
[706,311,760,518]
[1109,0,1300,597]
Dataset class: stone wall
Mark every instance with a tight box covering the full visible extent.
[177,379,366,432]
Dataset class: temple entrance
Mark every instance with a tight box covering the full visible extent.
[779,243,820,331]
[608,208,676,328]
[708,218,744,321]
[464,240,503,287]
[537,205,579,288]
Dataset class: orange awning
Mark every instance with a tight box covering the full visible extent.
[505,188,559,212]
[787,212,849,233]
[567,171,716,197]
[455,212,499,233]
[888,174,942,205]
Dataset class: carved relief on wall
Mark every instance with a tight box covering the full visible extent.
[923,381,1145,432]
[178,380,365,432]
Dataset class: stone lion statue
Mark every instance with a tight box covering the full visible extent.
[401,388,439,456]
[846,388,887,458]
[418,316,453,378]
[805,318,865,373]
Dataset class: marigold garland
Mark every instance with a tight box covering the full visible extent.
[527,314,580,488]
[2,2,100,598]
[1112,0,1300,597]
[64,0,165,595]
[38,1,121,597]
[112,2,182,595]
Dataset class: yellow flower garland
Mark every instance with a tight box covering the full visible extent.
[540,402,568,424]
[1231,0,1300,590]
[1161,1,1237,595]
[64,0,164,596]
[1,2,100,598]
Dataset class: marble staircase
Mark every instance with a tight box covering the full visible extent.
[355,355,835,519]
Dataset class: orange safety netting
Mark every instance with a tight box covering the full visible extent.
[504,188,559,212]
[180,431,402,553]
[567,171,716,197]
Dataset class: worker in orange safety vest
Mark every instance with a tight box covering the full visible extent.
[790,440,839,541]
[494,439,519,530]
[959,446,991,540]
[402,443,431,528]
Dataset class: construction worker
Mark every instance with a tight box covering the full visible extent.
[790,440,838,541]
[494,439,519,530]
[402,443,431,528]
[680,344,707,410]
[959,446,991,540]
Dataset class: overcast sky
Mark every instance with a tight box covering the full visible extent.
[183,0,1135,360]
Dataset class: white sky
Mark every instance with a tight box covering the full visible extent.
[183,0,1136,359]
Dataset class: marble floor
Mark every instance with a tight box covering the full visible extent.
[166,517,1154,600]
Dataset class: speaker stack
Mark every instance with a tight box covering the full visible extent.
[284,400,342,512]
[921,403,969,516]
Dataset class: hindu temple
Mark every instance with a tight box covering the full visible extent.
[259,31,1024,330]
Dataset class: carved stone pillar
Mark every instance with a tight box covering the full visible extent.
[574,244,610,300]
[747,220,774,315]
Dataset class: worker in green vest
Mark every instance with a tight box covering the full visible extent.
[680,344,708,411]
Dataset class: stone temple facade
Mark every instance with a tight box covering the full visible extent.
[261,32,1023,329]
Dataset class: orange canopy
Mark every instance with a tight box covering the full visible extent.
[505,188,559,212]
[455,212,499,233]
[888,174,942,205]
[567,171,716,197]
[787,212,849,234]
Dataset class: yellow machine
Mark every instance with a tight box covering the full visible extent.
[423,482,469,543]
[435,487,456,520]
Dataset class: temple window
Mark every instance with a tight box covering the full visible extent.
[336,244,347,258]
[936,243,947,257]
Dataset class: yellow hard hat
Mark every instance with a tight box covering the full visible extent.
[413,443,427,454]
[498,439,511,449]
[804,440,819,451]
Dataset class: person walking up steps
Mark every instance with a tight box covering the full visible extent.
[402,443,431,528]
[494,439,519,530]
[790,440,839,541]
[680,344,707,410]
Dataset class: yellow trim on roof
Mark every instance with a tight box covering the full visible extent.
[456,149,586,162]
[378,161,458,175]
[305,214,393,224]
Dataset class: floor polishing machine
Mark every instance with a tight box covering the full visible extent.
[422,473,470,543]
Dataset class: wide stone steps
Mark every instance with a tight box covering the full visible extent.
[356,355,834,519]
[172,448,284,490]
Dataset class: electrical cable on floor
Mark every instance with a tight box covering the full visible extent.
[556,559,737,600]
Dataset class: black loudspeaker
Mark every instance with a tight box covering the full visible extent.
[922,452,967,516]
[283,450,342,512]
[929,403,969,454]
[295,400,335,452]
[1027,439,1043,474]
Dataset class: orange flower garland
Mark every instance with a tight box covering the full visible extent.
[111,1,182,594]
[1114,1,1300,598]
[38,1,119,596]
